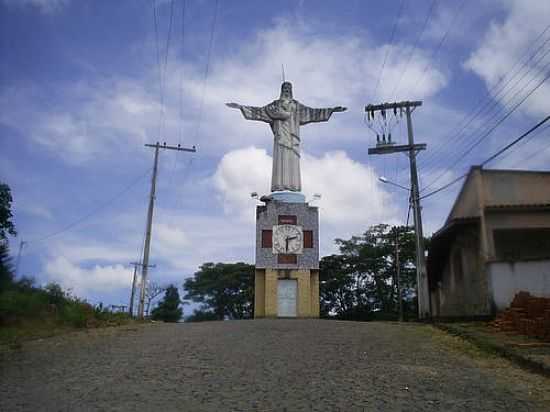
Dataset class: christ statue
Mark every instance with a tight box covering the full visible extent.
[226,82,346,193]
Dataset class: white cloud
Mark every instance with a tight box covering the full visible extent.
[212,147,271,218]
[1,19,450,165]
[3,0,69,13]
[44,256,132,295]
[213,146,399,253]
[464,0,550,118]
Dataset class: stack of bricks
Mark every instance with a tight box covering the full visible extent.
[491,291,550,341]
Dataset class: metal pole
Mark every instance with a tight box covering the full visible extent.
[395,228,403,322]
[405,107,430,319]
[138,143,160,319]
[129,263,138,316]
[14,240,26,277]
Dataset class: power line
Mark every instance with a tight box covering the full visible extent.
[420,115,550,200]
[421,64,550,192]
[411,0,467,96]
[177,0,187,144]
[420,23,550,170]
[510,133,550,168]
[490,123,550,166]
[372,0,405,99]
[192,0,219,143]
[27,169,152,245]
[391,0,438,99]
[152,0,164,139]
[480,116,550,168]
[422,38,550,174]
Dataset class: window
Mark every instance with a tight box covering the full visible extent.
[278,215,297,225]
[303,230,313,248]
[261,230,272,248]
[278,254,297,264]
[494,228,550,261]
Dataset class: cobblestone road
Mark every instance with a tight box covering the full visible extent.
[2,320,550,411]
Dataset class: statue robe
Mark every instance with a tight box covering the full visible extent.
[239,99,335,192]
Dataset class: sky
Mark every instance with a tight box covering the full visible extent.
[1,0,549,310]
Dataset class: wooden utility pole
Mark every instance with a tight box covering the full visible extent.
[137,142,196,319]
[395,228,403,322]
[366,101,430,319]
[14,240,26,277]
[129,261,155,317]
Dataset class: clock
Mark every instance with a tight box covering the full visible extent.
[272,225,303,255]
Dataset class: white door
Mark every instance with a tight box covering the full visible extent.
[277,279,297,317]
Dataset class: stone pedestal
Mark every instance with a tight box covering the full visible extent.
[254,198,320,318]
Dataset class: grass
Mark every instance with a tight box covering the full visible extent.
[0,281,135,349]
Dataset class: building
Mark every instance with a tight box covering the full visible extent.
[254,197,320,318]
[427,167,550,317]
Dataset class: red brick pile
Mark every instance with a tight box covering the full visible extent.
[492,291,550,341]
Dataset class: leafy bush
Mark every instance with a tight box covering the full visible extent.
[0,289,48,319]
[44,282,67,307]
[0,279,131,332]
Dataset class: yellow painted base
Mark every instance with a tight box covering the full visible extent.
[254,268,320,318]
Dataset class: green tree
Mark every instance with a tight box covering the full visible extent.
[0,242,14,292]
[0,183,16,292]
[151,285,183,322]
[320,224,423,320]
[183,262,254,320]
[0,183,16,241]
[185,307,218,322]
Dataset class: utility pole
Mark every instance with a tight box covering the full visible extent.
[366,101,430,319]
[395,228,403,322]
[129,261,155,317]
[14,240,26,277]
[137,142,196,319]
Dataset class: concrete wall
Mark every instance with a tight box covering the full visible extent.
[254,269,319,318]
[433,228,491,317]
[483,170,550,207]
[488,260,550,310]
[310,270,320,317]
[447,170,481,221]
[254,269,265,318]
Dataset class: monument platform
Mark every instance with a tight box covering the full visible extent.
[260,190,306,203]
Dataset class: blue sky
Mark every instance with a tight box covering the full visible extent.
[1,0,549,310]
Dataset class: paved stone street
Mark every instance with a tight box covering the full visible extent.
[1,320,550,411]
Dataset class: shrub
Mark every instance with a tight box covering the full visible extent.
[60,301,94,328]
[43,282,67,307]
[0,289,48,319]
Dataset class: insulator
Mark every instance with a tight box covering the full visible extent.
[377,134,380,143]
[388,133,392,143]
[382,133,386,143]
[393,107,397,116]
[381,109,386,119]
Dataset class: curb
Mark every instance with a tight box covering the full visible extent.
[434,323,550,379]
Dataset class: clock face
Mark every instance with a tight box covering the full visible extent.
[272,225,303,255]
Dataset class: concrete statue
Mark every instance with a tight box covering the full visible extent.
[226,82,346,193]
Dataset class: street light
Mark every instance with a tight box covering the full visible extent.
[378,176,410,192]
[308,193,322,203]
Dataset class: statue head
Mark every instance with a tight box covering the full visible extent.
[280,82,293,100]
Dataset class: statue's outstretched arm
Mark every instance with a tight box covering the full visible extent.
[298,104,347,125]
[226,102,271,123]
